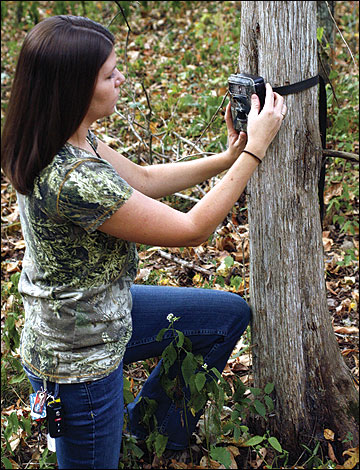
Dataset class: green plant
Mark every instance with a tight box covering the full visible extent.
[300,441,336,469]
[241,431,289,469]
[119,434,144,469]
[1,273,27,391]
[126,314,285,469]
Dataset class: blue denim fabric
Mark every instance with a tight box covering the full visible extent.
[124,285,251,449]
[24,362,124,469]
[23,284,250,468]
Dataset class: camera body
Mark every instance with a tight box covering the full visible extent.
[228,73,266,132]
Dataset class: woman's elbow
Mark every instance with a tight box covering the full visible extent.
[185,222,211,247]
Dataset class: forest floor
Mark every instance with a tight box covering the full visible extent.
[1,1,359,469]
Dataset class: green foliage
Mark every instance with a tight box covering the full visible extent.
[317,4,359,236]
[210,445,232,467]
[300,441,336,469]
[119,434,144,469]
[1,273,27,391]
[123,314,287,469]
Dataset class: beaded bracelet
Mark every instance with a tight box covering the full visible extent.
[242,150,262,164]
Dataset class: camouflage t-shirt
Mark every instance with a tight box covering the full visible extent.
[18,131,138,383]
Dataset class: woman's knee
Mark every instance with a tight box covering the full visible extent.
[221,292,251,337]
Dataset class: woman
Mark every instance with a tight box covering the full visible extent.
[1,15,286,470]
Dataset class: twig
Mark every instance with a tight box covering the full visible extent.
[114,0,132,32]
[124,30,131,92]
[325,1,358,70]
[323,149,359,162]
[175,151,216,162]
[195,184,207,197]
[141,81,154,163]
[195,90,229,146]
[114,107,173,161]
[317,51,339,107]
[107,10,123,28]
[157,249,213,276]
[173,192,200,203]
[141,81,153,117]
[172,131,204,154]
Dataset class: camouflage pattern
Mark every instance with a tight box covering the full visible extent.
[18,131,138,383]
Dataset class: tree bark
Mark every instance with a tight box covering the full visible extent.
[238,1,358,457]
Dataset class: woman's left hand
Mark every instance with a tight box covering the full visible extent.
[224,101,247,164]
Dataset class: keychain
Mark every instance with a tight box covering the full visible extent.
[29,378,65,452]
[30,388,48,420]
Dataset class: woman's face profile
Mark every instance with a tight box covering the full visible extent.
[86,48,125,122]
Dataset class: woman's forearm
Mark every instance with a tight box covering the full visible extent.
[186,150,260,244]
[142,148,237,199]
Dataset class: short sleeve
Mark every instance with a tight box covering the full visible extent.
[56,158,133,233]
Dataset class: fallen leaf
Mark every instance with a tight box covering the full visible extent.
[326,281,339,295]
[342,349,359,356]
[9,435,20,452]
[6,458,19,469]
[169,461,189,469]
[324,182,343,204]
[342,446,359,469]
[324,428,335,441]
[333,326,359,335]
[249,447,267,468]
[6,261,21,272]
[323,232,334,251]
[328,442,339,463]
[5,207,19,223]
[135,268,152,282]
[227,445,240,469]
[199,456,221,468]
[13,239,25,249]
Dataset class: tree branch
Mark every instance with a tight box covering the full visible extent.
[323,149,359,162]
[325,1,358,70]
[157,249,213,276]
[195,91,229,146]
[114,0,132,32]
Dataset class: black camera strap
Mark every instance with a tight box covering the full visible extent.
[273,74,327,221]
[272,75,326,147]
[272,75,320,97]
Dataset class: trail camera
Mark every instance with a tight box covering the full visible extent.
[228,73,266,132]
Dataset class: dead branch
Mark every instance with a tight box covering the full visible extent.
[173,192,200,203]
[323,149,359,162]
[157,249,213,276]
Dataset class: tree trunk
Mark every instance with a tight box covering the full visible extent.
[238,1,358,458]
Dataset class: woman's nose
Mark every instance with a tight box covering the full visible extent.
[115,71,125,87]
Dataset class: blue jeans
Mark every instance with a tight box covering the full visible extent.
[24,284,250,469]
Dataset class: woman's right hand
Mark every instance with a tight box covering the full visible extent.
[245,83,287,159]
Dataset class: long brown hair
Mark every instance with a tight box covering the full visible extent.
[1,15,114,195]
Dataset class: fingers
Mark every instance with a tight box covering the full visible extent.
[248,93,260,118]
[273,91,284,111]
[273,92,287,119]
[225,102,235,130]
[225,101,231,120]
[263,83,274,109]
[238,131,247,144]
[275,92,287,118]
[263,85,287,119]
